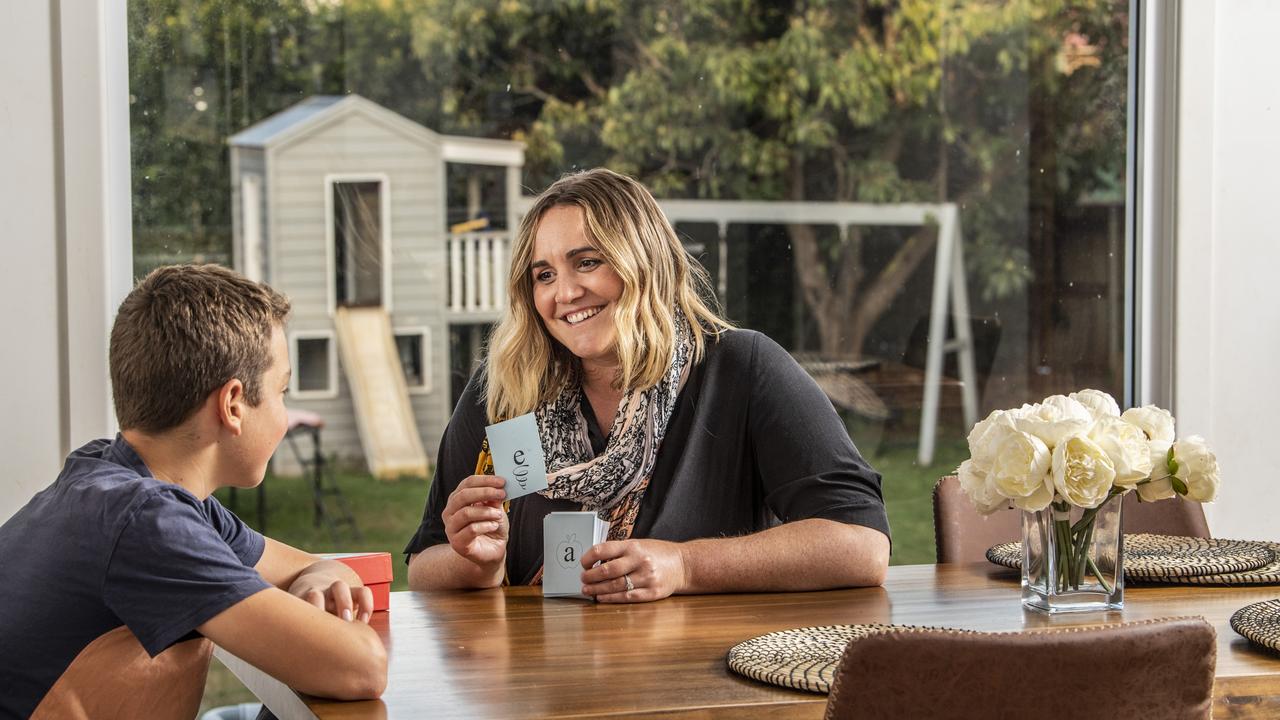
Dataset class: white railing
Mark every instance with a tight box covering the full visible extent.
[448,231,510,312]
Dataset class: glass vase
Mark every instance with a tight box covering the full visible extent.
[1021,494,1123,613]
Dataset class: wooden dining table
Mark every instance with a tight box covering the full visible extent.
[215,562,1280,719]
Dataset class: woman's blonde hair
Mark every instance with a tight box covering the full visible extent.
[485,168,730,421]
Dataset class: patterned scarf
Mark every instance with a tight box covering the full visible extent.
[536,310,696,542]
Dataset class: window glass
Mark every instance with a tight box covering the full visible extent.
[395,332,426,389]
[333,180,383,307]
[129,0,1130,568]
[449,322,491,409]
[295,336,332,394]
[447,163,509,233]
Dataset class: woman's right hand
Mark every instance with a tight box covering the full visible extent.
[442,474,509,567]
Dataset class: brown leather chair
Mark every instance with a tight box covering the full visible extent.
[933,475,1211,563]
[824,617,1216,720]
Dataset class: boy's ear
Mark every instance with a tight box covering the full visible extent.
[216,378,247,436]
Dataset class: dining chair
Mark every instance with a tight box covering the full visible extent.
[824,617,1216,720]
[933,474,1211,563]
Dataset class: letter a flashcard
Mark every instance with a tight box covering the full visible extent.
[485,412,548,500]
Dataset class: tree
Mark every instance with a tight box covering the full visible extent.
[128,0,1127,361]
[404,0,1127,359]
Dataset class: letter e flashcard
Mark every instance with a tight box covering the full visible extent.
[485,413,549,501]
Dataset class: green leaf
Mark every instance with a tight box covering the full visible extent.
[1170,476,1189,496]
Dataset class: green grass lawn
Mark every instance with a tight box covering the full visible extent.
[215,470,430,591]
[871,435,969,566]
[199,430,968,713]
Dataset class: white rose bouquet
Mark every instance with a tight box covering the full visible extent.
[957,389,1220,593]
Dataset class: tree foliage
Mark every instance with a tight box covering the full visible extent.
[129,0,1127,357]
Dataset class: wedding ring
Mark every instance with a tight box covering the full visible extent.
[623,573,635,592]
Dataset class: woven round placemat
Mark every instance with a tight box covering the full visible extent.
[985,534,1275,581]
[1159,541,1280,586]
[984,540,1023,570]
[1125,534,1273,580]
[1230,599,1280,655]
[727,624,948,693]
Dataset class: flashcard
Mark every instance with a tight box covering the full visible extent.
[543,511,611,599]
[485,413,549,500]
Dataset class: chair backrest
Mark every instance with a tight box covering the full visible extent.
[932,474,1020,564]
[824,617,1216,720]
[932,475,1211,564]
[1121,492,1211,537]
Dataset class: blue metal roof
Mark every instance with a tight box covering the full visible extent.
[228,95,346,148]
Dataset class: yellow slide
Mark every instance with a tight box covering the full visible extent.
[333,307,429,479]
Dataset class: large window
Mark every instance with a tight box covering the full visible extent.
[128,0,1131,563]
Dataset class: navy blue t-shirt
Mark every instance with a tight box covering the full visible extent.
[0,436,272,719]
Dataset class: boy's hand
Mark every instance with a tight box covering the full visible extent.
[289,569,375,623]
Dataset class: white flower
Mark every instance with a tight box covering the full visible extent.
[966,410,1019,470]
[1173,435,1220,503]
[1070,389,1121,420]
[957,459,1009,515]
[1120,405,1175,443]
[1010,479,1055,512]
[1014,395,1093,449]
[990,431,1053,511]
[1135,439,1177,502]
[1089,416,1155,488]
[1052,433,1117,508]
[1136,477,1174,502]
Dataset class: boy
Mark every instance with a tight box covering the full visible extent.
[0,265,386,719]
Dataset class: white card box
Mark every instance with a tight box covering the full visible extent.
[543,511,611,600]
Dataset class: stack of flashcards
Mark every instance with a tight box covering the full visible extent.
[542,511,611,600]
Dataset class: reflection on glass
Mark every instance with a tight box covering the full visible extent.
[333,180,383,307]
[395,332,425,388]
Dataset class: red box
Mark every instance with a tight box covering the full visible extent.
[322,552,393,612]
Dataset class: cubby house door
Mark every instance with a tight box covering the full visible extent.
[332,179,386,308]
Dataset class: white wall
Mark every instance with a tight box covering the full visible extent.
[1175,1,1280,541]
[0,0,66,522]
[0,0,130,524]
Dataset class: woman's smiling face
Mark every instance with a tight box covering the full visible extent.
[530,204,625,369]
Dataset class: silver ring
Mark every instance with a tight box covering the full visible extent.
[623,573,634,592]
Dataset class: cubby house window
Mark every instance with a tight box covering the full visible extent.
[332,179,385,308]
[293,334,336,397]
[395,329,429,392]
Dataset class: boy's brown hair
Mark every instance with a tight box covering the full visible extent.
[109,264,291,433]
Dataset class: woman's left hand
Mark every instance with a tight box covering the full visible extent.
[579,539,688,603]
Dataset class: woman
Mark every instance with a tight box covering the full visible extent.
[405,169,890,601]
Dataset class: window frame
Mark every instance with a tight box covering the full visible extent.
[1125,0,1178,410]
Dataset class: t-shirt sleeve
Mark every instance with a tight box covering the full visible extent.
[403,366,489,561]
[746,333,892,541]
[204,494,266,567]
[104,488,272,657]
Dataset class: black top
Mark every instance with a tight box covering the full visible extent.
[404,329,890,584]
